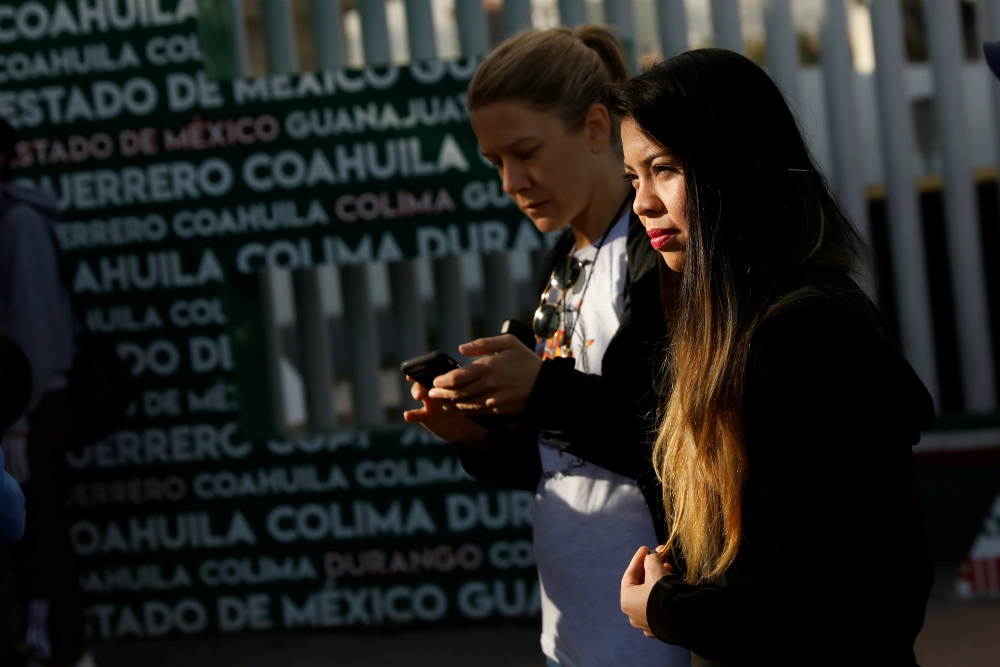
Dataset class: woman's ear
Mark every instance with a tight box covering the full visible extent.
[583,103,612,153]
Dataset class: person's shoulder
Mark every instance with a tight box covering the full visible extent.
[763,273,884,334]
[752,274,891,365]
[0,202,52,251]
[0,185,57,225]
[750,273,935,431]
[0,202,46,227]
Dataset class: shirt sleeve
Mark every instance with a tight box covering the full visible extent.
[453,421,543,492]
[524,356,659,479]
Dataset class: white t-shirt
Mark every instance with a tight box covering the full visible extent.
[534,212,689,667]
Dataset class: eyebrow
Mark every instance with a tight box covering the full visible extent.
[623,150,672,171]
[485,136,541,156]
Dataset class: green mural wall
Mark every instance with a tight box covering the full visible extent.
[0,0,540,640]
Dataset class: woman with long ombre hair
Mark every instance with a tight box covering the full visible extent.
[614,50,934,665]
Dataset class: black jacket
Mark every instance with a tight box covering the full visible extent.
[646,273,935,666]
[454,210,670,540]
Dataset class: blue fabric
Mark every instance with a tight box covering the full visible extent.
[0,446,24,543]
[986,42,1000,80]
[0,184,75,413]
[546,658,560,667]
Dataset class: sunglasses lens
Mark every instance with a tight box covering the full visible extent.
[550,257,582,291]
[533,304,560,340]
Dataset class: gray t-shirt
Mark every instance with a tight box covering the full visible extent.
[534,212,689,667]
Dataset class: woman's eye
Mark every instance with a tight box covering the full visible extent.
[622,173,638,185]
[653,164,681,177]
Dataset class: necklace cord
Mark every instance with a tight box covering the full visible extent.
[560,197,630,353]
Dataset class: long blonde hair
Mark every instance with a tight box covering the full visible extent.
[608,50,868,583]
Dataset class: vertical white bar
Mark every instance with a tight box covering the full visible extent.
[870,0,940,409]
[405,0,439,60]
[924,0,997,413]
[560,0,588,27]
[359,0,393,64]
[433,257,472,358]
[455,0,491,57]
[389,262,426,409]
[310,0,348,69]
[605,0,638,70]
[504,0,534,36]
[342,0,394,424]
[260,0,299,73]
[820,0,870,242]
[384,0,436,410]
[764,0,799,106]
[656,0,689,59]
[228,0,252,75]
[293,269,338,429]
[483,253,517,334]
[445,0,491,362]
[341,265,386,424]
[259,272,290,433]
[711,0,744,54]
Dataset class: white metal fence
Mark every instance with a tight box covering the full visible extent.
[236,0,1000,430]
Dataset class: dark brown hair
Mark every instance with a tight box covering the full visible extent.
[607,49,869,583]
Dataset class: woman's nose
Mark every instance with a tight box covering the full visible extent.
[502,164,530,195]
[634,182,665,218]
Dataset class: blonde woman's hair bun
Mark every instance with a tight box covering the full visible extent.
[572,24,629,84]
[468,25,629,126]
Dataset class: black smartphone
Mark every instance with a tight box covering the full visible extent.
[401,322,534,390]
[400,350,517,429]
[400,351,462,389]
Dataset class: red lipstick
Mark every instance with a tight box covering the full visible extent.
[646,227,678,251]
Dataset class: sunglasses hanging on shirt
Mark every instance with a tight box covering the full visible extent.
[533,256,585,341]
[531,198,629,353]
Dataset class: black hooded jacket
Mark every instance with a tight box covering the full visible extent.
[454,210,670,541]
[645,273,935,666]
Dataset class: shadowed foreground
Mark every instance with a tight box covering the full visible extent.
[93,624,546,667]
[91,591,999,667]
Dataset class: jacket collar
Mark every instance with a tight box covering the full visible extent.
[536,195,656,294]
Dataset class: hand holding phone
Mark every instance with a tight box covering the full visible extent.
[403,376,490,447]
[400,351,463,390]
[401,351,517,429]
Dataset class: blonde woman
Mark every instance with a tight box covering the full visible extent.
[614,50,934,666]
[405,27,689,667]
